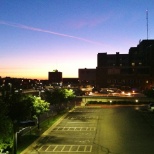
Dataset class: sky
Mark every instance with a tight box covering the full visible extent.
[0,0,154,79]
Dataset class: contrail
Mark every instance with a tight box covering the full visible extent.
[0,20,103,45]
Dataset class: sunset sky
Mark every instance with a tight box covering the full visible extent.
[0,0,154,79]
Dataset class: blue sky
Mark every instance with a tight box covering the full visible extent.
[0,0,154,79]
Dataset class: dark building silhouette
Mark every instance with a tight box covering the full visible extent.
[78,68,96,85]
[96,40,154,90]
[62,78,79,88]
[48,70,62,84]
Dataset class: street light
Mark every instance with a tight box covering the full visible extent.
[8,83,12,93]
[135,99,139,103]
[110,100,112,105]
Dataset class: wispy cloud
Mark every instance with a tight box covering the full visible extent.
[69,13,112,29]
[0,20,104,46]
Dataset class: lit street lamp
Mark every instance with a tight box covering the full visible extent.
[8,83,12,93]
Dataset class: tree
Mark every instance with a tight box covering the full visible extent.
[31,96,50,129]
[0,98,13,152]
[5,93,34,154]
[1,93,50,153]
[62,89,75,109]
[1,93,37,153]
[7,94,34,122]
[50,88,65,105]
[63,89,75,101]
[44,88,75,113]
[143,89,154,98]
[44,90,52,104]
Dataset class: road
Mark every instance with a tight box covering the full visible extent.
[22,106,154,154]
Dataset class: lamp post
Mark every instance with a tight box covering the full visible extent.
[39,90,41,97]
[13,131,17,154]
[8,83,12,94]
[12,122,17,154]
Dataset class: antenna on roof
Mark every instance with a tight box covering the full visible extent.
[146,9,149,40]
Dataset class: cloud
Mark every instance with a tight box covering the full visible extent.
[0,20,104,46]
[69,13,112,29]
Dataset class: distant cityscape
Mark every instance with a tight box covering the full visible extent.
[1,39,154,92]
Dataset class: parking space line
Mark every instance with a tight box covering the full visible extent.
[61,145,65,151]
[53,127,96,131]
[69,145,73,152]
[67,122,94,123]
[38,145,92,152]
[89,145,92,152]
[53,145,58,152]
[77,145,80,151]
[45,145,50,151]
[84,145,87,152]
[66,116,98,120]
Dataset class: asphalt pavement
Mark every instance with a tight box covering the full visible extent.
[21,105,154,154]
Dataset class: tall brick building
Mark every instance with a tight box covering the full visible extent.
[96,40,154,90]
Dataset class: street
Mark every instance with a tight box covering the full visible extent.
[22,106,154,154]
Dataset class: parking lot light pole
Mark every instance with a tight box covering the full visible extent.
[8,83,12,93]
[13,123,17,154]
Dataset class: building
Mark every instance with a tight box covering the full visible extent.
[62,78,79,88]
[96,40,154,90]
[48,70,62,85]
[78,68,96,85]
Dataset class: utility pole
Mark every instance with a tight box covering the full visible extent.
[146,9,149,40]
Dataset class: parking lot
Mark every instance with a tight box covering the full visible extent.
[22,106,154,154]
[22,108,100,154]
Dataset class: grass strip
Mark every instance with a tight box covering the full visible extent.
[17,113,65,154]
